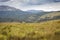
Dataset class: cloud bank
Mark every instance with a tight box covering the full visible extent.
[0,0,60,11]
[0,0,10,2]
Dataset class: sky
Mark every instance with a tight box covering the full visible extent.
[0,0,60,11]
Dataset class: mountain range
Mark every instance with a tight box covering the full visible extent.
[0,5,60,23]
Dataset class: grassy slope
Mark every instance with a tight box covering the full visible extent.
[0,20,60,40]
[40,11,60,19]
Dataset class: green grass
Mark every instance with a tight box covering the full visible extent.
[0,20,60,40]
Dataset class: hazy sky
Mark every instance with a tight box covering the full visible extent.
[0,0,60,11]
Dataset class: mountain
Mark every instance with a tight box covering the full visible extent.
[0,5,46,22]
[0,5,26,22]
[0,5,22,11]
[38,11,60,22]
[26,10,44,13]
[0,5,60,23]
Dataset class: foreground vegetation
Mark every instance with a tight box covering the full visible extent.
[0,20,60,40]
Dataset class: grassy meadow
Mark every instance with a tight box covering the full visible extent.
[0,20,60,40]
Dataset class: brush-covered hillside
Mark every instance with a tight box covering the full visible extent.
[0,5,60,23]
[0,20,60,40]
[39,11,60,22]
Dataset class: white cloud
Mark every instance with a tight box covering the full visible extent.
[20,2,60,11]
[0,0,10,2]
[0,0,60,11]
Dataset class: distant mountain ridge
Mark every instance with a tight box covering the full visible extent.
[26,10,44,13]
[0,5,60,22]
[0,5,22,11]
